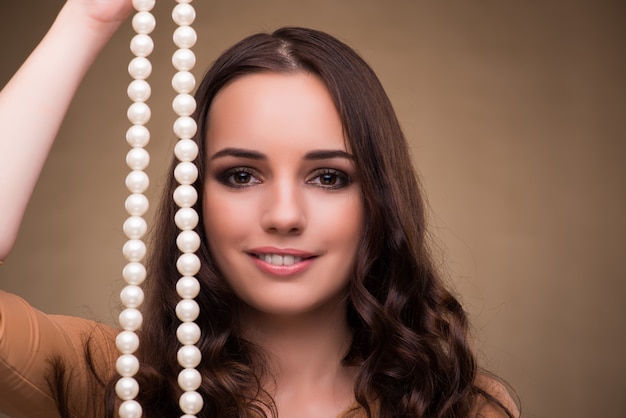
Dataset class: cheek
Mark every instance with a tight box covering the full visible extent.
[202,186,255,251]
[309,192,364,255]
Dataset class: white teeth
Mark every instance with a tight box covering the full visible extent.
[258,254,303,266]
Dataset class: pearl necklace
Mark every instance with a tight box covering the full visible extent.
[116,1,201,417]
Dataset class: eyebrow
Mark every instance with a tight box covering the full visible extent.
[209,148,265,161]
[304,150,354,160]
[209,147,354,161]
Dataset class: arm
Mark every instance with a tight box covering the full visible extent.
[0,0,133,261]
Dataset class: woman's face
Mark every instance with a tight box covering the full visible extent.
[203,71,363,317]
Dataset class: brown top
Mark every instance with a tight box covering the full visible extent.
[0,290,514,418]
[0,290,118,417]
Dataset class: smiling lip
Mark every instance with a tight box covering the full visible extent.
[247,247,317,277]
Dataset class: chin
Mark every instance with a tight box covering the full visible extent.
[241,294,347,319]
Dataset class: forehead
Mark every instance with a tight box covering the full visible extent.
[205,72,346,153]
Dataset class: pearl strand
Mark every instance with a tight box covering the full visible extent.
[171,1,203,417]
[117,1,156,417]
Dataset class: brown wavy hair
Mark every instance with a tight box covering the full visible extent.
[94,27,515,417]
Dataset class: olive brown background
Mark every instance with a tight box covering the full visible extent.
[1,1,624,417]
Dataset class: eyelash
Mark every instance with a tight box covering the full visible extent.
[306,168,351,190]
[218,167,261,188]
[216,167,352,190]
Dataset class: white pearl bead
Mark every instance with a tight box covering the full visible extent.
[173,185,198,207]
[119,308,143,331]
[127,79,151,102]
[123,216,147,239]
[116,354,140,377]
[116,331,140,354]
[177,230,201,253]
[126,147,150,171]
[126,170,149,193]
[132,11,156,34]
[130,34,154,57]
[176,299,200,322]
[115,376,139,400]
[125,193,149,217]
[177,322,201,345]
[172,71,196,94]
[122,239,147,262]
[120,285,144,309]
[172,3,196,26]
[177,253,201,276]
[176,276,200,299]
[172,49,196,72]
[174,207,199,230]
[173,93,196,116]
[118,399,142,418]
[132,0,155,12]
[179,390,203,414]
[127,102,151,125]
[178,368,202,391]
[177,345,202,368]
[173,25,197,49]
[126,125,150,148]
[128,57,152,80]
[174,116,198,139]
[123,262,147,285]
[174,161,198,185]
[174,139,199,162]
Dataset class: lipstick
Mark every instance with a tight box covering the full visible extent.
[247,247,317,277]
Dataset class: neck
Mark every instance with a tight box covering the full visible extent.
[240,297,358,416]
[241,298,356,388]
[243,301,352,382]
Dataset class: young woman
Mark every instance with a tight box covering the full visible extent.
[0,0,519,417]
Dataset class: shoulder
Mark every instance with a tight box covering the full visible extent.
[472,373,520,418]
[0,289,117,361]
[0,290,117,417]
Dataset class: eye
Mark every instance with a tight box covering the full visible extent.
[218,167,262,188]
[307,169,351,190]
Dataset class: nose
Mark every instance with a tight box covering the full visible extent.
[260,179,306,235]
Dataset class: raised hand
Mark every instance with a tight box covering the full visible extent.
[62,0,134,34]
